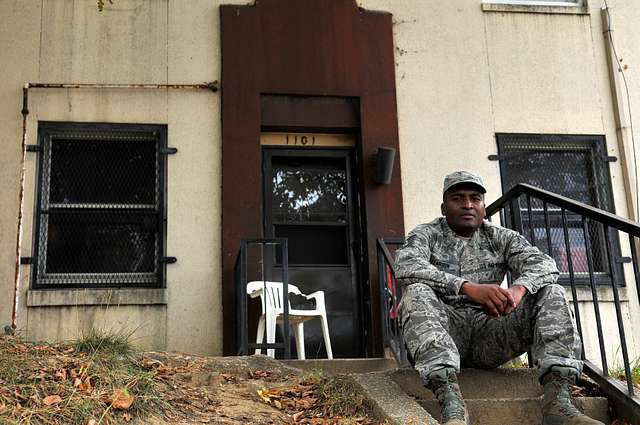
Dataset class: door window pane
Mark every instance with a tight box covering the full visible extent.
[275,225,348,265]
[271,157,347,223]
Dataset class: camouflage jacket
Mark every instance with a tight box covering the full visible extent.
[394,217,559,304]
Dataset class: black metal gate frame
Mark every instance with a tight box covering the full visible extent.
[236,238,292,359]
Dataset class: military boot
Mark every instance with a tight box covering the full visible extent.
[542,366,604,425]
[426,367,470,425]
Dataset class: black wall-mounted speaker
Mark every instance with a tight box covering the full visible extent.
[374,146,396,185]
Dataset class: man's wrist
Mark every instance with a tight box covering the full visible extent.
[511,285,527,295]
[459,281,473,295]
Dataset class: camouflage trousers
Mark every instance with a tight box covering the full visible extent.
[398,283,583,386]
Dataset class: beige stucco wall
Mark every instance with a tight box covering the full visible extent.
[0,0,41,332]
[601,0,640,367]
[1,0,248,356]
[605,0,640,221]
[360,0,640,365]
[1,0,639,362]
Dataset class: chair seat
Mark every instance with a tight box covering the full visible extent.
[275,311,325,325]
[247,280,333,360]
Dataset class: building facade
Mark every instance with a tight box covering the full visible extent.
[1,0,639,366]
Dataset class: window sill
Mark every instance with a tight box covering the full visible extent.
[564,285,627,303]
[27,288,167,307]
[481,2,589,15]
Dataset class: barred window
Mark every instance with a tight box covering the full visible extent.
[496,134,619,285]
[32,122,167,289]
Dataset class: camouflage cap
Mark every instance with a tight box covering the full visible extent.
[443,171,486,194]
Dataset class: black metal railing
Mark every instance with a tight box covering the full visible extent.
[378,184,640,422]
[377,237,409,366]
[486,184,640,421]
[235,238,292,359]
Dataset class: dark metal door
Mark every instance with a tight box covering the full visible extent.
[263,148,363,358]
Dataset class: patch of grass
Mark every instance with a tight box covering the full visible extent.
[301,367,324,383]
[74,327,135,357]
[0,331,180,424]
[610,361,640,389]
[314,375,372,418]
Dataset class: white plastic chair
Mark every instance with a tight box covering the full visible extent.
[247,280,333,360]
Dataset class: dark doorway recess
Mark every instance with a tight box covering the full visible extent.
[221,0,404,356]
[263,149,363,357]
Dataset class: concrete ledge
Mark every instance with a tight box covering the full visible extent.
[420,396,609,425]
[392,367,543,400]
[282,358,398,375]
[567,285,628,303]
[352,372,438,425]
[27,288,168,307]
[481,2,589,15]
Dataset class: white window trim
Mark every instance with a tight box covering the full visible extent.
[484,0,581,6]
[482,0,588,14]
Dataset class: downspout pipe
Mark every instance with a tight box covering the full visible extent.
[601,6,636,220]
[11,80,218,331]
[602,5,640,341]
[12,84,29,331]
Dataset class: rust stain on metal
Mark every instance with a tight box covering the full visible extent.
[27,81,218,92]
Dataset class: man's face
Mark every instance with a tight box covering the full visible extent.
[441,185,485,237]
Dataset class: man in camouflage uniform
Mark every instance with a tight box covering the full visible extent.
[394,171,602,425]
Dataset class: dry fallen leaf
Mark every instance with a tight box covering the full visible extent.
[292,411,305,422]
[79,377,93,393]
[86,419,97,425]
[220,373,237,383]
[257,388,281,404]
[43,395,62,406]
[54,368,67,381]
[251,370,272,379]
[110,388,135,410]
[156,366,174,376]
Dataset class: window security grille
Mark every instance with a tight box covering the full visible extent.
[496,134,618,284]
[33,123,167,288]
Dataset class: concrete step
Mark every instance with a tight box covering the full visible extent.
[419,396,610,425]
[281,360,612,425]
[392,367,543,400]
[282,358,398,375]
[394,368,610,425]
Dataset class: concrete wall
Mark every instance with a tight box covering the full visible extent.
[359,0,640,366]
[602,0,640,368]
[0,0,41,334]
[1,0,639,363]
[1,0,243,356]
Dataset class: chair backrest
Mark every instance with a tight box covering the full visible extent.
[246,281,302,314]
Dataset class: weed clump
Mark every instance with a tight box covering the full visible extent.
[256,369,381,424]
[610,360,640,389]
[0,330,215,424]
[314,375,372,418]
[74,327,135,357]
